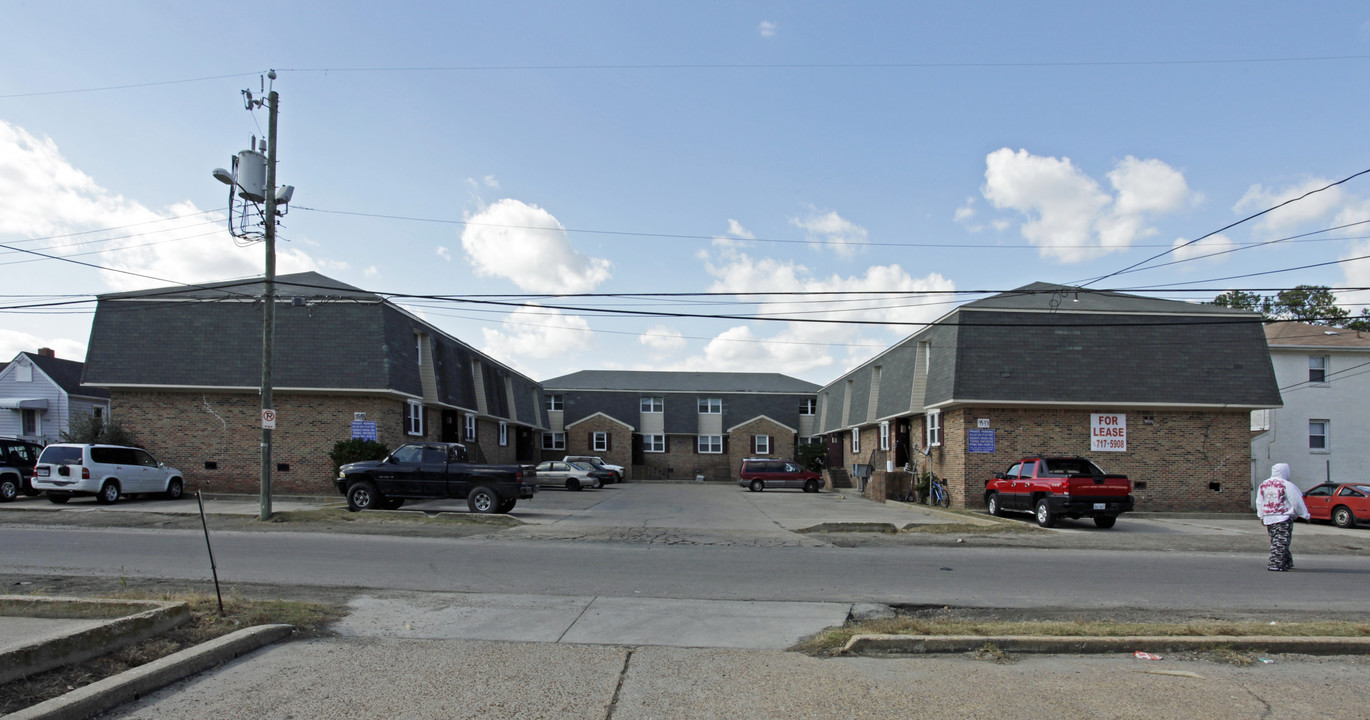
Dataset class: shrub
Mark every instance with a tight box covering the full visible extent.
[328,439,390,474]
[60,414,137,446]
[796,442,826,471]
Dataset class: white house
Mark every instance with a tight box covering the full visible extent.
[1252,322,1370,493]
[0,349,110,445]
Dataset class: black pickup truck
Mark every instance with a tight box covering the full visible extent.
[335,441,537,514]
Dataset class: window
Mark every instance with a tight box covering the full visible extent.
[464,414,477,441]
[545,394,563,411]
[1309,420,1328,451]
[926,411,942,447]
[1309,356,1328,384]
[641,396,663,413]
[644,434,665,453]
[800,398,816,415]
[754,435,770,455]
[879,421,890,451]
[499,421,508,446]
[698,398,722,414]
[593,431,608,452]
[851,428,860,453]
[542,432,565,450]
[20,409,40,437]
[698,435,723,453]
[406,401,423,436]
[93,407,104,419]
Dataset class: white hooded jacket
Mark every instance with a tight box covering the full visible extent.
[1256,463,1310,526]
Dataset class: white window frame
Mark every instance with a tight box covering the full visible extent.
[698,435,723,454]
[641,396,663,413]
[800,398,816,415]
[593,431,609,452]
[542,432,565,450]
[1309,356,1328,385]
[1310,419,1329,451]
[926,411,942,448]
[879,421,890,451]
[406,401,423,436]
[698,398,722,414]
[499,421,508,446]
[464,414,477,441]
[545,394,563,411]
[851,428,860,453]
[644,434,665,453]
[755,435,770,455]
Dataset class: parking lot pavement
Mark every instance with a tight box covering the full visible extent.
[1024,512,1364,538]
[0,493,335,515]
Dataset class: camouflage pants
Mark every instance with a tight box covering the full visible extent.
[1266,519,1294,570]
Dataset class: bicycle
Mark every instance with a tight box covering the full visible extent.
[927,474,950,508]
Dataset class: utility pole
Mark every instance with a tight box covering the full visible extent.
[260,85,278,522]
[212,70,293,522]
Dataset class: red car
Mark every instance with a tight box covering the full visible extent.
[1302,483,1370,529]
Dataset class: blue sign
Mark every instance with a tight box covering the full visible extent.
[967,428,995,453]
[350,421,378,441]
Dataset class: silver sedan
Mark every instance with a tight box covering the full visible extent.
[532,461,600,491]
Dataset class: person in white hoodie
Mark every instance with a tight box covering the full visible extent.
[1256,463,1310,572]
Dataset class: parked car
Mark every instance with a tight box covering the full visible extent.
[1302,483,1370,529]
[534,460,600,491]
[32,443,184,504]
[985,456,1133,528]
[0,437,44,501]
[335,442,537,514]
[563,455,623,482]
[737,458,823,493]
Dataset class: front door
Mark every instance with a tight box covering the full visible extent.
[825,434,843,471]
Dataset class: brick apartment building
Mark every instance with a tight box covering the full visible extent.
[81,272,548,494]
[815,283,1283,512]
[539,371,820,482]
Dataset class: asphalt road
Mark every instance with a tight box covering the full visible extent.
[3,525,1367,613]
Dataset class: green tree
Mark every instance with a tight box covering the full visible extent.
[1209,289,1266,313]
[1208,285,1358,327]
[796,441,826,472]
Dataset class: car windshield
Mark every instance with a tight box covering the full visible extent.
[38,446,83,465]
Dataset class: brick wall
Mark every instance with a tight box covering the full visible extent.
[111,390,415,495]
[925,407,1252,513]
[726,418,797,477]
[563,416,633,478]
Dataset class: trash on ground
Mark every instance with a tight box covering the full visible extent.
[1134,651,1163,660]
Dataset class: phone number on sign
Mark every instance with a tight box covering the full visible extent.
[1093,438,1126,450]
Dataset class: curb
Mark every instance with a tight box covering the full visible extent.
[842,633,1370,656]
[0,597,190,685]
[5,624,294,720]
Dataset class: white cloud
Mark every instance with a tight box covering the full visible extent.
[461,198,611,292]
[790,209,868,257]
[981,148,1197,263]
[1170,233,1235,263]
[758,20,776,38]
[1235,178,1348,236]
[436,246,451,261]
[0,120,319,292]
[481,305,594,364]
[363,265,380,278]
[639,325,686,351]
[0,329,87,365]
[483,175,499,189]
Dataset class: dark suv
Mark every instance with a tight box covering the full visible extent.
[0,437,43,502]
[737,458,823,493]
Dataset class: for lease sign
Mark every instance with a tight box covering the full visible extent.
[1090,413,1126,452]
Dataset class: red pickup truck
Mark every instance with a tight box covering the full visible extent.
[985,456,1134,528]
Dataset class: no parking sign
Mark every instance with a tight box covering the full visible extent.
[261,409,277,429]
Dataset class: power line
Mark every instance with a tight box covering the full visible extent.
[0,72,266,99]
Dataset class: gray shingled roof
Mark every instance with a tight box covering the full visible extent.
[817,282,1280,432]
[24,353,109,399]
[543,370,819,393]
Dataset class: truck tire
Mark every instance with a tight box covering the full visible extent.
[1034,499,1058,528]
[1093,515,1117,529]
[163,478,184,500]
[96,480,121,505]
[986,492,1002,517]
[468,486,499,514]
[346,481,379,512]
[804,479,820,493]
[0,475,17,502]
[1332,505,1356,529]
[749,479,764,492]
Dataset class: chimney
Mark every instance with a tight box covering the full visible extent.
[37,348,55,358]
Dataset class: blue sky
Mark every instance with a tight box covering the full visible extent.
[3,2,1370,384]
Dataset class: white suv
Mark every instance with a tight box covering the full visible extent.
[33,443,184,504]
